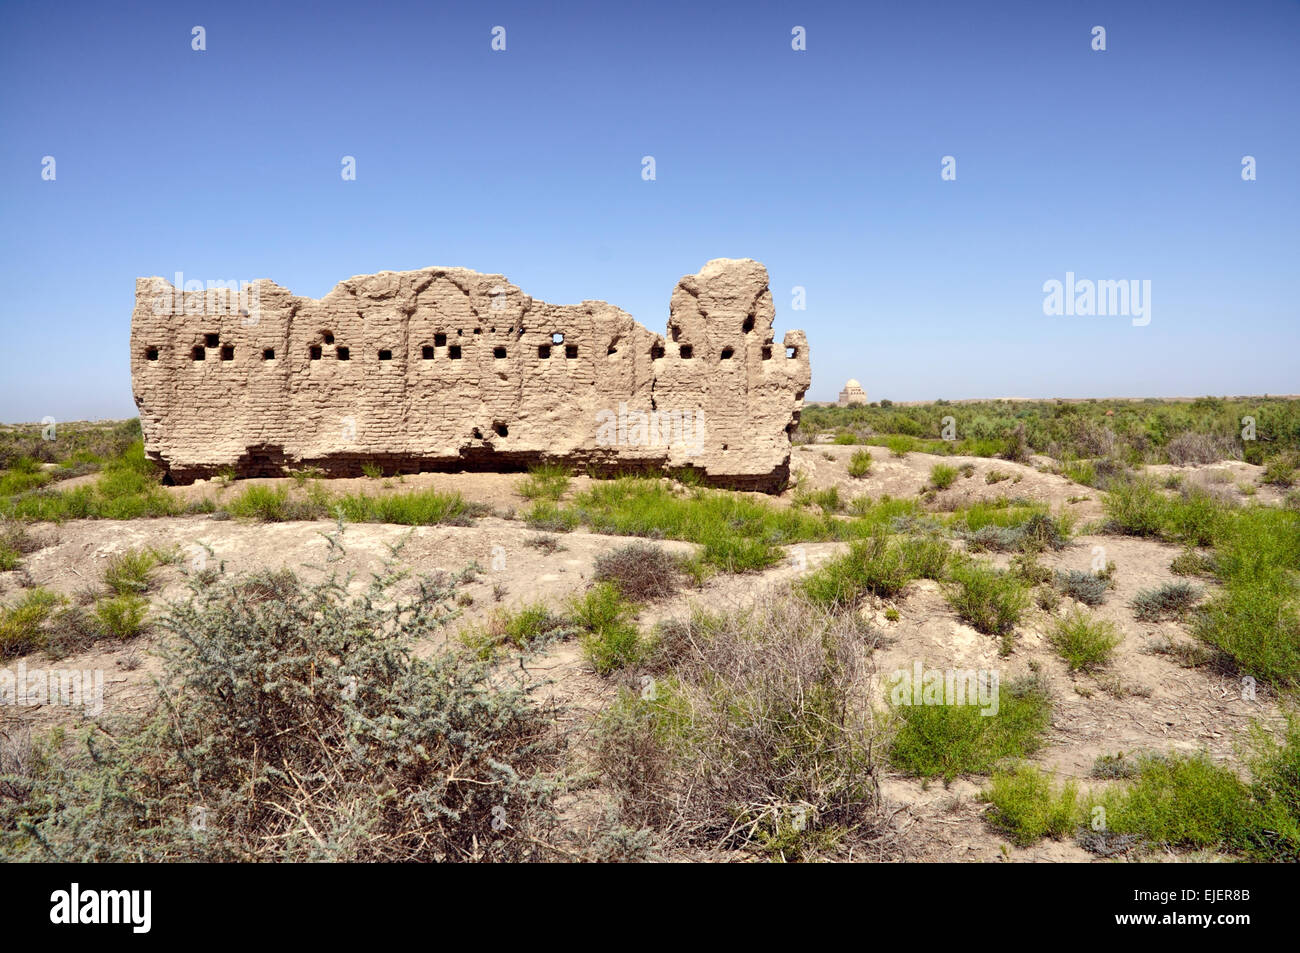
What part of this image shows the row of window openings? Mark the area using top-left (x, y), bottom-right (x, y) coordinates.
top-left (156, 334), bottom-right (796, 364)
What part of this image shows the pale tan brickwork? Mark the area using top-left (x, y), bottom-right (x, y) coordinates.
top-left (130, 258), bottom-right (809, 491)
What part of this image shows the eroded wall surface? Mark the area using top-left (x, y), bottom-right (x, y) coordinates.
top-left (130, 258), bottom-right (810, 490)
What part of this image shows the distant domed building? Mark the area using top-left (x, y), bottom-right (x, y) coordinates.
top-left (838, 379), bottom-right (867, 407)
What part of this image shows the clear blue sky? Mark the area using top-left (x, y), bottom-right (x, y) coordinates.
top-left (1, 0), bottom-right (1296, 422)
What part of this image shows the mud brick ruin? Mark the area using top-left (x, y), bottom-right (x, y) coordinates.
top-left (130, 258), bottom-right (810, 491)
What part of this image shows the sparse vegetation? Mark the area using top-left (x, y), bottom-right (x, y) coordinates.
top-left (516, 463), bottom-right (571, 502)
top-left (0, 568), bottom-right (562, 861)
top-left (336, 488), bottom-right (484, 527)
top-left (1049, 608), bottom-right (1121, 673)
top-left (592, 542), bottom-right (685, 601)
top-left (92, 594), bottom-right (149, 640)
top-left (793, 486), bottom-right (843, 515)
top-left (888, 674), bottom-right (1052, 782)
top-left (1262, 454), bottom-right (1297, 487)
top-left (103, 548), bottom-right (159, 596)
top-left (801, 529), bottom-right (948, 608)
top-left (885, 435), bottom-right (912, 458)
top-left (798, 397), bottom-right (1300, 469)
top-left (570, 583), bottom-right (642, 674)
top-left (996, 729), bottom-right (1300, 860)
top-left (1192, 505), bottom-right (1300, 688)
top-left (1170, 548), bottom-right (1216, 576)
top-left (462, 603), bottom-right (572, 658)
top-left (1054, 569), bottom-right (1111, 607)
top-left (847, 450), bottom-right (873, 478)
top-left (943, 559), bottom-right (1030, 638)
top-left (522, 500), bottom-right (580, 533)
top-left (1131, 581), bottom-right (1202, 622)
top-left (929, 464), bottom-right (957, 490)
top-left (0, 588), bottom-right (64, 658)
top-left (980, 764), bottom-right (1081, 845)
top-left (0, 522), bottom-right (40, 572)
top-left (595, 591), bottom-right (884, 860)
top-left (0, 439), bottom-right (177, 523)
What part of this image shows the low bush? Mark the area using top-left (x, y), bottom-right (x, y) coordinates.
top-left (930, 464), bottom-right (958, 490)
top-left (943, 559), bottom-right (1030, 637)
top-left (0, 568), bottom-right (561, 861)
top-left (592, 542), bottom-right (684, 601)
top-left (515, 464), bottom-right (571, 501)
top-left (522, 501), bottom-right (580, 533)
top-left (462, 603), bottom-right (573, 658)
top-left (1054, 569), bottom-right (1111, 606)
top-left (888, 674), bottom-right (1052, 782)
top-left (980, 764), bottom-right (1080, 845)
top-left (1131, 581), bottom-right (1202, 622)
top-left (92, 594), bottom-right (149, 640)
top-left (848, 450), bottom-right (873, 478)
top-left (0, 522), bottom-right (41, 572)
top-left (570, 583), bottom-right (642, 675)
top-left (0, 589), bottom-right (63, 659)
top-left (595, 592), bottom-right (884, 859)
top-left (336, 489), bottom-right (481, 526)
top-left (103, 549), bottom-right (158, 596)
top-left (1049, 608), bottom-right (1121, 673)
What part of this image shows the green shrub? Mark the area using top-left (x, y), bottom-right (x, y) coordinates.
top-left (0, 588), bottom-right (63, 658)
top-left (885, 435), bottom-right (913, 458)
top-left (1, 440), bottom-right (177, 523)
top-left (832, 431), bottom-right (859, 446)
top-left (898, 535), bottom-right (951, 581)
top-left (573, 478), bottom-right (843, 572)
top-left (1262, 454), bottom-right (1297, 487)
top-left (594, 593), bottom-right (882, 859)
top-left (847, 450), bottom-right (873, 478)
top-left (1063, 459), bottom-right (1097, 487)
top-left (462, 603), bottom-right (572, 658)
top-left (0, 522), bottom-right (39, 571)
top-left (515, 464), bottom-right (571, 501)
top-left (1054, 569), bottom-right (1110, 606)
top-left (0, 568), bottom-right (560, 861)
top-left (1049, 607), bottom-right (1121, 672)
top-left (1131, 581), bottom-right (1202, 622)
top-left (981, 764), bottom-right (1081, 845)
top-left (888, 675), bottom-right (1052, 781)
top-left (802, 529), bottom-right (914, 607)
top-left (522, 500), bottom-right (580, 533)
top-left (103, 549), bottom-right (158, 596)
top-left (1194, 506), bottom-right (1300, 688)
top-left (1170, 548), bottom-right (1216, 576)
top-left (1164, 487), bottom-right (1232, 547)
top-left (336, 489), bottom-right (479, 526)
top-left (1010, 553), bottom-right (1053, 586)
top-left (943, 559), bottom-right (1030, 637)
top-left (1087, 753), bottom-right (1260, 852)
top-left (227, 485), bottom-right (295, 521)
top-left (1103, 478), bottom-right (1167, 536)
top-left (93, 594), bottom-right (149, 640)
top-left (571, 583), bottom-right (642, 675)
top-left (793, 486), bottom-right (844, 514)
top-left (1246, 718), bottom-right (1300, 860)
top-left (930, 464), bottom-right (958, 490)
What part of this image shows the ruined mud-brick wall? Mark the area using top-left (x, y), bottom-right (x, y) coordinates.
top-left (130, 258), bottom-right (810, 491)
